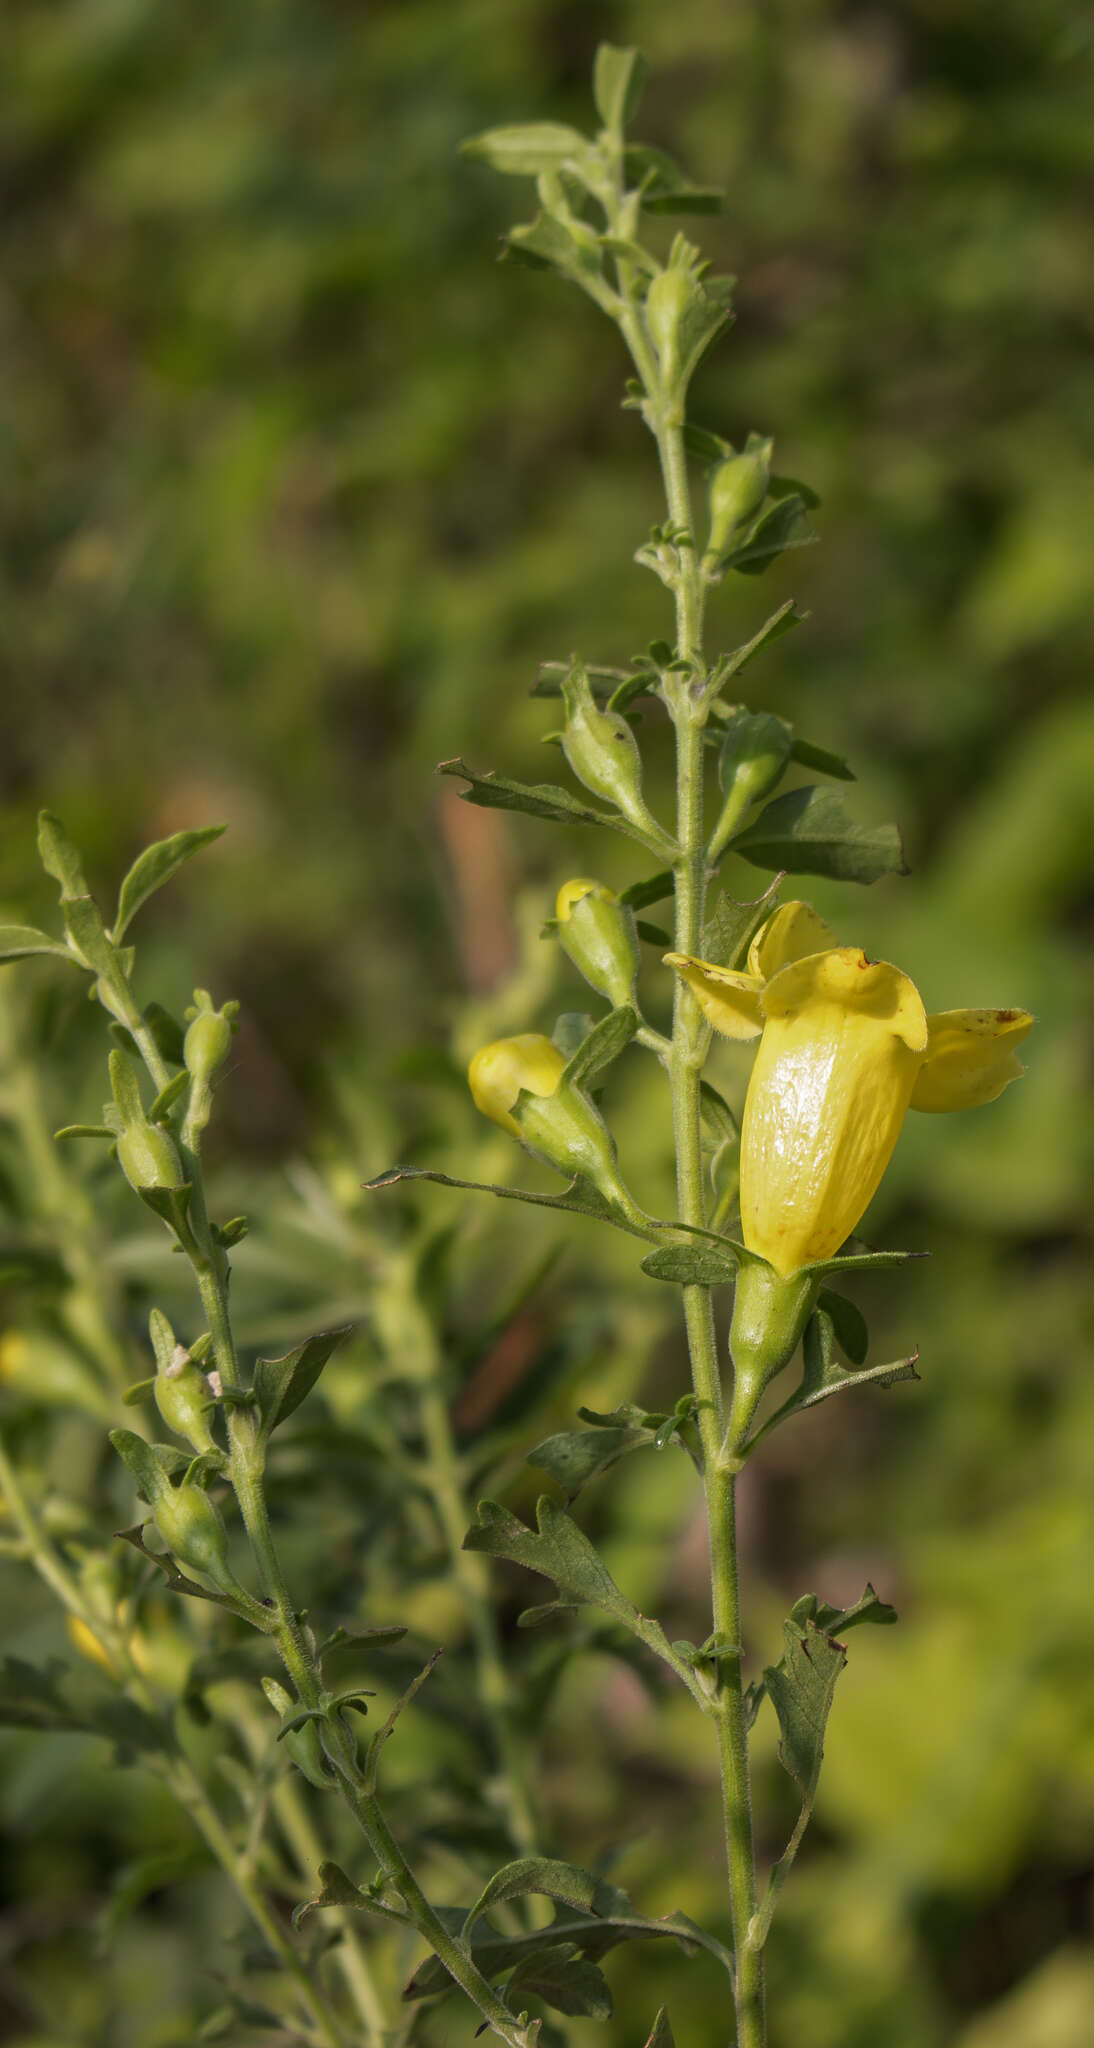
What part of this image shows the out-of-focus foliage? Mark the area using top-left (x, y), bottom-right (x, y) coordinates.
top-left (0, 2), bottom-right (1091, 2046)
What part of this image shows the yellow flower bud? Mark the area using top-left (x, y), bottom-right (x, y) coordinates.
top-left (468, 1034), bottom-right (566, 1136)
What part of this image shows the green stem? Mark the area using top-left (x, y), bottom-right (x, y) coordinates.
top-left (638, 346), bottom-right (765, 2040)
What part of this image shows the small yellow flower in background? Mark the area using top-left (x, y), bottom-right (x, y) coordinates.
top-left (468, 1034), bottom-right (566, 1135)
top-left (667, 905), bottom-right (1033, 1278)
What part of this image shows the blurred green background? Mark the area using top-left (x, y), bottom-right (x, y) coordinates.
top-left (2, 0), bottom-right (1092, 2044)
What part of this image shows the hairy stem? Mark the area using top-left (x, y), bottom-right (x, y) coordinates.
top-left (634, 328), bottom-right (765, 2042)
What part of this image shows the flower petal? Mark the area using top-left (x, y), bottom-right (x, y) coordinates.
top-left (664, 953), bottom-right (764, 1039)
top-left (910, 1008), bottom-right (1033, 1113)
top-left (740, 950), bottom-right (927, 1274)
top-left (761, 948), bottom-right (929, 1052)
top-left (746, 900), bottom-right (836, 981)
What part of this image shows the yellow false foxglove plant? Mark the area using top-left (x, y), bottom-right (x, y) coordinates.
top-left (421, 43), bottom-right (1035, 2048)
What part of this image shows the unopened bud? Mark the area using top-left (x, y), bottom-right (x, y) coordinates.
top-left (555, 879), bottom-right (639, 1007)
top-left (704, 444), bottom-right (771, 570)
top-left (116, 1121), bottom-right (184, 1197)
top-left (154, 1342), bottom-right (215, 1455)
top-left (560, 663), bottom-right (659, 840)
top-left (183, 991), bottom-right (238, 1089)
top-left (469, 1032), bottom-right (640, 1220)
top-left (645, 268), bottom-right (692, 380)
top-left (709, 709), bottom-right (793, 860)
top-left (151, 1481), bottom-right (238, 1595)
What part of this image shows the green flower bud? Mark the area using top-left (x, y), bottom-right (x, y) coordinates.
top-left (116, 1121), bottom-right (184, 1196)
top-left (183, 994), bottom-right (237, 1089)
top-left (560, 663), bottom-right (659, 840)
top-left (555, 878), bottom-right (639, 1008)
top-left (261, 1677), bottom-right (333, 1790)
top-left (154, 1342), bottom-right (215, 1455)
top-left (645, 267), bottom-right (692, 378)
top-left (709, 709), bottom-right (793, 860)
top-left (151, 1481), bottom-right (237, 1593)
top-left (725, 1260), bottom-right (819, 1456)
top-left (704, 443), bottom-right (772, 569)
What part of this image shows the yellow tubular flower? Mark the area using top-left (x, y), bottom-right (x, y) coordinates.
top-left (738, 949), bottom-right (1032, 1276)
top-left (468, 1035), bottom-right (566, 1135)
top-left (666, 903), bottom-right (1033, 1278)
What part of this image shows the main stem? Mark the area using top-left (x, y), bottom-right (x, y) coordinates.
top-left (642, 359), bottom-right (766, 2043)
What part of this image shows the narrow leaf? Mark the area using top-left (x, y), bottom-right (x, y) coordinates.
top-left (438, 758), bottom-right (610, 829)
top-left (731, 494), bottom-right (817, 574)
top-left (463, 1857), bottom-right (632, 1941)
top-left (37, 811), bottom-right (88, 900)
top-left (507, 1944), bottom-right (612, 2020)
top-left (0, 925), bottom-right (73, 964)
top-left (619, 870), bottom-right (674, 912)
top-left (113, 826), bottom-right (226, 942)
top-left (593, 45), bottom-right (646, 132)
top-left (713, 601), bottom-right (805, 684)
top-left (365, 1165), bottom-right (657, 1241)
top-left (561, 1005), bottom-right (637, 1088)
top-left (816, 1288), bottom-right (869, 1366)
top-left (732, 786), bottom-right (906, 884)
top-left (790, 735), bottom-right (855, 781)
top-left (644, 2012), bottom-right (676, 2048)
top-left (253, 1325), bottom-right (352, 1440)
top-left (640, 1244), bottom-right (739, 1286)
top-left (63, 896), bottom-right (116, 976)
top-left (461, 122), bottom-right (593, 177)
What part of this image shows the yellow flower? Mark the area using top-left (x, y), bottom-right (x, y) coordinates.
top-left (667, 906), bottom-right (1033, 1277)
top-left (468, 1034), bottom-right (567, 1135)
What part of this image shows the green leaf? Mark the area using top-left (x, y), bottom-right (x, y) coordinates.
top-left (463, 1857), bottom-right (632, 1942)
top-left (0, 924), bottom-right (73, 965)
top-left (438, 758), bottom-right (611, 830)
top-left (405, 1906), bottom-right (709, 2002)
top-left (527, 1418), bottom-right (652, 1501)
top-left (799, 1311), bottom-right (920, 1405)
top-left (54, 1123), bottom-right (116, 1142)
top-left (507, 1944), bottom-right (612, 2021)
top-left (731, 786), bottom-right (906, 884)
top-left (712, 601), bottom-right (806, 685)
top-left (683, 423), bottom-right (733, 465)
top-left (464, 1499), bottom-right (702, 1696)
top-left (365, 1165), bottom-right (657, 1242)
top-left (561, 1005), bottom-right (637, 1089)
top-left (252, 1325), bottom-right (352, 1441)
top-left (37, 811), bottom-right (88, 900)
top-left (758, 1612), bottom-right (846, 1925)
top-left (699, 885), bottom-right (778, 967)
top-left (731, 493), bottom-right (817, 574)
top-left (790, 735), bottom-right (855, 781)
top-left (293, 1860), bottom-right (379, 1929)
top-left (148, 1072), bottom-right (189, 1122)
top-left (769, 471), bottom-right (821, 511)
top-left (792, 1584), bottom-right (898, 1635)
top-left (626, 145), bottom-right (723, 214)
top-left (698, 1080), bottom-right (737, 1150)
top-left (113, 827), bottom-right (226, 942)
top-left (505, 213), bottom-right (603, 285)
top-left (816, 1288), bottom-right (868, 1366)
top-left (62, 895), bottom-right (116, 976)
top-left (109, 1426), bottom-right (171, 1503)
top-left (619, 870), bottom-right (674, 912)
top-left (593, 45), bottom-right (646, 132)
top-left (644, 2011), bottom-right (676, 2048)
top-left (640, 1244), bottom-right (739, 1286)
top-left (804, 1244), bottom-right (926, 1275)
top-left (461, 123), bottom-right (594, 178)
